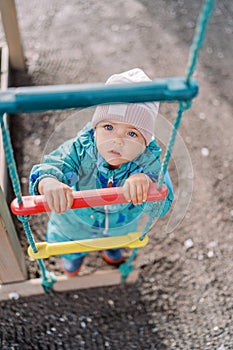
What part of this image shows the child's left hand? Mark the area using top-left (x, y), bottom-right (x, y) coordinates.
top-left (123, 173), bottom-right (152, 205)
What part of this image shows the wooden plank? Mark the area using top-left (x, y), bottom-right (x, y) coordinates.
top-left (0, 0), bottom-right (25, 70)
top-left (0, 42), bottom-right (27, 284)
top-left (0, 186), bottom-right (27, 284)
top-left (0, 43), bottom-right (9, 193)
top-left (0, 269), bottom-right (140, 301)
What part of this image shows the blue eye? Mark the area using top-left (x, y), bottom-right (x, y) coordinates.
top-left (128, 131), bottom-right (137, 138)
top-left (104, 124), bottom-right (113, 131)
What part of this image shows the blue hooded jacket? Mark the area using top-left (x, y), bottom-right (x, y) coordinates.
top-left (29, 123), bottom-right (173, 257)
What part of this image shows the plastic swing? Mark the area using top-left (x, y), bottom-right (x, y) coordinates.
top-left (0, 0), bottom-right (215, 291)
top-left (11, 183), bottom-right (168, 258)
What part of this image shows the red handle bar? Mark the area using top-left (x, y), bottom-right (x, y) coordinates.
top-left (11, 183), bottom-right (168, 216)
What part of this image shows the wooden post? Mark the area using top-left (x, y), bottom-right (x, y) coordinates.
top-left (0, 43), bottom-right (27, 284)
top-left (0, 44), bottom-right (8, 193)
top-left (0, 0), bottom-right (25, 71)
top-left (0, 186), bottom-right (27, 283)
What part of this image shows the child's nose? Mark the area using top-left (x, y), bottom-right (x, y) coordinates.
top-left (113, 130), bottom-right (124, 142)
top-left (113, 136), bottom-right (123, 144)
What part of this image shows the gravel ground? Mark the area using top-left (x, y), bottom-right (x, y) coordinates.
top-left (0, 0), bottom-right (233, 349)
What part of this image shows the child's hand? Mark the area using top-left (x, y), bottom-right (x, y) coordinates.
top-left (38, 178), bottom-right (74, 214)
top-left (123, 173), bottom-right (152, 205)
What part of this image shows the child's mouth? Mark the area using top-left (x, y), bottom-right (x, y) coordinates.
top-left (109, 150), bottom-right (121, 157)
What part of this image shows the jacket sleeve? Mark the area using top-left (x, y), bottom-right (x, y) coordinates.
top-left (29, 137), bottom-right (84, 195)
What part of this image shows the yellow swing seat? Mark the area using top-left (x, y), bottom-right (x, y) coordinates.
top-left (28, 232), bottom-right (149, 259)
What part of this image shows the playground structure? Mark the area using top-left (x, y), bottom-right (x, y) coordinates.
top-left (0, 0), bottom-right (27, 288)
top-left (0, 0), bottom-right (215, 299)
top-left (0, 0), bottom-right (25, 71)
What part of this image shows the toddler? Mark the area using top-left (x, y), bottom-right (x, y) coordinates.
top-left (29, 68), bottom-right (174, 276)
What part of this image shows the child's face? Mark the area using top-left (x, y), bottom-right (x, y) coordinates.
top-left (94, 120), bottom-right (146, 168)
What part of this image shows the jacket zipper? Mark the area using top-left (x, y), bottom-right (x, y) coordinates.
top-left (103, 175), bottom-right (114, 235)
top-left (107, 175), bottom-right (114, 188)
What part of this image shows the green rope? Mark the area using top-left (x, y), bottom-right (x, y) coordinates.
top-left (157, 100), bottom-right (191, 189)
top-left (158, 0), bottom-right (215, 188)
top-left (0, 114), bottom-right (56, 292)
top-left (17, 215), bottom-right (38, 252)
top-left (119, 248), bottom-right (138, 284)
top-left (0, 116), bottom-right (22, 204)
top-left (38, 261), bottom-right (56, 293)
top-left (119, 0), bottom-right (215, 282)
top-left (185, 0), bottom-right (215, 83)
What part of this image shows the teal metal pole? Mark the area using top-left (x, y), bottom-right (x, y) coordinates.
top-left (0, 77), bottom-right (198, 114)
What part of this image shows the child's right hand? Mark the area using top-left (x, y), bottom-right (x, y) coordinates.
top-left (38, 178), bottom-right (74, 214)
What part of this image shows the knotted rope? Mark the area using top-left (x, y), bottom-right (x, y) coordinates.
top-left (119, 0), bottom-right (215, 282)
top-left (0, 115), bottom-right (56, 292)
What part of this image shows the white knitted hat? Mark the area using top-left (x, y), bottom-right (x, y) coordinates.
top-left (92, 68), bottom-right (159, 145)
